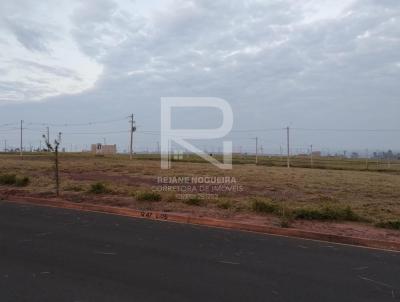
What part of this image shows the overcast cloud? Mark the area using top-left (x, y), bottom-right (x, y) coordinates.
top-left (0, 0), bottom-right (399, 153)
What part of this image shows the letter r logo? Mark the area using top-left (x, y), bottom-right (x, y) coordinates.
top-left (161, 97), bottom-right (233, 169)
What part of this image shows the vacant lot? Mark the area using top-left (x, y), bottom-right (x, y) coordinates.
top-left (1, 152), bottom-right (400, 225)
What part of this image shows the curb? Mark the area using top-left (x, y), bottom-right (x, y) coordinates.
top-left (2, 195), bottom-right (400, 252)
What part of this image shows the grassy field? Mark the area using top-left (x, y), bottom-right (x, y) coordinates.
top-left (115, 153), bottom-right (400, 172)
top-left (0, 153), bottom-right (400, 229)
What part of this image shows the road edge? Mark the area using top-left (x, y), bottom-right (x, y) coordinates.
top-left (2, 195), bottom-right (400, 252)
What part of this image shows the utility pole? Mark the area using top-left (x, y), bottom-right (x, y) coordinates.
top-left (129, 114), bottom-right (136, 160)
top-left (286, 126), bottom-right (290, 168)
top-left (46, 126), bottom-right (50, 152)
top-left (255, 137), bottom-right (258, 165)
top-left (20, 120), bottom-right (23, 159)
top-left (365, 148), bottom-right (369, 170)
top-left (55, 132), bottom-right (62, 196)
top-left (310, 144), bottom-right (314, 168)
top-left (4, 139), bottom-right (6, 152)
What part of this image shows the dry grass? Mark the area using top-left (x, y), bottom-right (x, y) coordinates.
top-left (1, 153), bottom-right (400, 224)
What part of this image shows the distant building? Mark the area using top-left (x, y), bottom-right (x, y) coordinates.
top-left (311, 151), bottom-right (321, 157)
top-left (91, 143), bottom-right (117, 155)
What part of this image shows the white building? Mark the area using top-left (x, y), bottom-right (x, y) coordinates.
top-left (91, 144), bottom-right (117, 155)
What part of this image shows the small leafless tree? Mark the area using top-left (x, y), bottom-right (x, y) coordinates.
top-left (43, 132), bottom-right (62, 197)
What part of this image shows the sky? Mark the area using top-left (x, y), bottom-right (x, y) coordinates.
top-left (0, 0), bottom-right (399, 154)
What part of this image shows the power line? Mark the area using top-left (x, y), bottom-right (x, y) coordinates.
top-left (0, 122), bottom-right (19, 128)
top-left (0, 129), bottom-right (20, 133)
top-left (136, 127), bottom-right (400, 133)
top-left (3, 119), bottom-right (400, 133)
top-left (25, 116), bottom-right (127, 127)
top-left (292, 128), bottom-right (400, 132)
top-left (62, 130), bottom-right (129, 135)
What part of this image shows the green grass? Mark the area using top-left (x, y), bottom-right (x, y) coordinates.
top-left (136, 191), bottom-right (162, 202)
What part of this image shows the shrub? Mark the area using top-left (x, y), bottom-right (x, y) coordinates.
top-left (136, 191), bottom-right (162, 202)
top-left (280, 216), bottom-right (292, 228)
top-left (251, 200), bottom-right (280, 214)
top-left (89, 182), bottom-right (109, 194)
top-left (15, 176), bottom-right (30, 187)
top-left (0, 174), bottom-right (30, 187)
top-left (376, 220), bottom-right (400, 230)
top-left (184, 196), bottom-right (202, 206)
top-left (64, 184), bottom-right (84, 192)
top-left (0, 174), bottom-right (17, 185)
top-left (217, 200), bottom-right (232, 209)
top-left (293, 205), bottom-right (359, 221)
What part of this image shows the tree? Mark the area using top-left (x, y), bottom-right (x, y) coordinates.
top-left (43, 132), bottom-right (62, 197)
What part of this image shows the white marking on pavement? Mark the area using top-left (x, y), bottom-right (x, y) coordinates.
top-left (93, 251), bottom-right (117, 255)
top-left (219, 261), bottom-right (240, 265)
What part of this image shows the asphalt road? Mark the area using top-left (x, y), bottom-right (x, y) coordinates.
top-left (0, 201), bottom-right (399, 302)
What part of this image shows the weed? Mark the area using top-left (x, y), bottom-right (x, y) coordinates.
top-left (251, 200), bottom-right (280, 214)
top-left (184, 196), bottom-right (202, 206)
top-left (217, 200), bottom-right (232, 209)
top-left (376, 220), bottom-right (400, 230)
top-left (0, 174), bottom-right (30, 187)
top-left (0, 174), bottom-right (17, 185)
top-left (64, 184), bottom-right (84, 192)
top-left (15, 176), bottom-right (30, 187)
top-left (280, 216), bottom-right (291, 228)
top-left (136, 191), bottom-right (162, 202)
top-left (293, 205), bottom-right (360, 221)
top-left (89, 182), bottom-right (109, 194)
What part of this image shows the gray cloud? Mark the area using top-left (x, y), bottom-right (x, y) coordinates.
top-left (15, 60), bottom-right (81, 80)
top-left (83, 0), bottom-right (399, 108)
top-left (1, 0), bottom-right (400, 152)
top-left (4, 18), bottom-right (55, 52)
